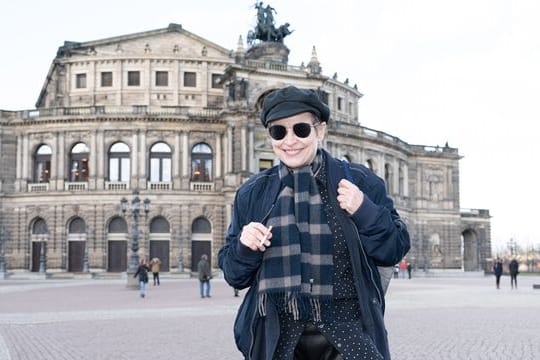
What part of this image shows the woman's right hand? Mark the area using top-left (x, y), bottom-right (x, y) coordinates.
top-left (240, 222), bottom-right (273, 252)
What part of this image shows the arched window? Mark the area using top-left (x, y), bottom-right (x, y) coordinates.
top-left (192, 217), bottom-right (211, 233)
top-left (384, 163), bottom-right (392, 194)
top-left (191, 143), bottom-right (213, 182)
top-left (33, 144), bottom-right (52, 183)
top-left (365, 159), bottom-right (374, 171)
top-left (108, 142), bottom-right (130, 182)
top-left (68, 217), bottom-right (86, 233)
top-left (150, 216), bottom-right (170, 233)
top-left (32, 218), bottom-right (48, 234)
top-left (108, 217), bottom-right (128, 233)
top-left (399, 166), bottom-right (405, 196)
top-left (69, 142), bottom-right (90, 182)
top-left (149, 142), bottom-right (171, 182)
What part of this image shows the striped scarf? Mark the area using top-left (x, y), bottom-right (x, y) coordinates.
top-left (258, 152), bottom-right (333, 321)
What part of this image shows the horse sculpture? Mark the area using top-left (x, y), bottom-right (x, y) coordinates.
top-left (247, 2), bottom-right (293, 45)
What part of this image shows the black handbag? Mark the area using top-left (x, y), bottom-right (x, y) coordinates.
top-left (294, 323), bottom-right (342, 360)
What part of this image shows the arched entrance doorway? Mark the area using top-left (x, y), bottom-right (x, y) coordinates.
top-left (462, 229), bottom-right (479, 271)
top-left (107, 216), bottom-right (128, 272)
top-left (149, 216), bottom-right (170, 272)
top-left (30, 218), bottom-right (48, 272)
top-left (191, 217), bottom-right (212, 271)
top-left (67, 217), bottom-right (86, 272)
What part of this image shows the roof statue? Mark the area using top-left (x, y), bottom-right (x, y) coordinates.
top-left (247, 2), bottom-right (293, 45)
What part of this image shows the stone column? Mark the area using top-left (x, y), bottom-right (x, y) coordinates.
top-left (182, 131), bottom-right (189, 189)
top-left (57, 132), bottom-right (65, 190)
top-left (215, 132), bottom-right (222, 178)
top-left (226, 126), bottom-right (233, 174)
top-left (96, 129), bottom-right (105, 189)
top-left (21, 134), bottom-right (29, 180)
top-left (89, 130), bottom-right (97, 189)
top-left (15, 134), bottom-right (22, 191)
top-left (247, 122), bottom-right (254, 173)
top-left (131, 131), bottom-right (138, 190)
top-left (241, 124), bottom-right (247, 172)
top-left (139, 130), bottom-right (147, 189)
top-left (173, 132), bottom-right (181, 189)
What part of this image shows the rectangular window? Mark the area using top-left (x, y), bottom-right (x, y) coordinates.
top-left (109, 158), bottom-right (119, 182)
top-left (259, 159), bottom-right (274, 172)
top-left (155, 71), bottom-right (168, 86)
top-left (184, 72), bottom-right (196, 87)
top-left (162, 158), bottom-right (171, 181)
top-left (76, 74), bottom-right (87, 89)
top-left (337, 97), bottom-right (343, 111)
top-left (211, 74), bottom-right (222, 89)
top-left (150, 158), bottom-right (160, 182)
top-left (101, 72), bottom-right (113, 87)
top-left (120, 159), bottom-right (130, 182)
top-left (128, 71), bottom-right (140, 86)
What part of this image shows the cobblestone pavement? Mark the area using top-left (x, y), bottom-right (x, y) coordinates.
top-left (0, 274), bottom-right (539, 359)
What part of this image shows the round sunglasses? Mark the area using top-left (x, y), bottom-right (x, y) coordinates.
top-left (268, 123), bottom-right (319, 140)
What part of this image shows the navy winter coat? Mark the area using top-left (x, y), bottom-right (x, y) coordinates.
top-left (218, 150), bottom-right (410, 359)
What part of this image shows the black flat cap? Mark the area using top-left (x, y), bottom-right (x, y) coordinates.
top-left (260, 86), bottom-right (330, 127)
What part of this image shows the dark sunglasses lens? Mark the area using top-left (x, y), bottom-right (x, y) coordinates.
top-left (293, 123), bottom-right (312, 138)
top-left (269, 123), bottom-right (313, 140)
top-left (269, 125), bottom-right (287, 140)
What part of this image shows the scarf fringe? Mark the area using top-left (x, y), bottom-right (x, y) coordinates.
top-left (258, 291), bottom-right (331, 322)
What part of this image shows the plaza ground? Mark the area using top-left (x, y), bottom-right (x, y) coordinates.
top-left (1, 274), bottom-right (539, 359)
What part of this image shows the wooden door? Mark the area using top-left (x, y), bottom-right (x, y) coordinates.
top-left (149, 240), bottom-right (170, 272)
top-left (108, 240), bottom-right (127, 272)
top-left (68, 241), bottom-right (85, 272)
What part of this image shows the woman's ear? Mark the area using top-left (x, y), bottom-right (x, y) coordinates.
top-left (316, 122), bottom-right (327, 141)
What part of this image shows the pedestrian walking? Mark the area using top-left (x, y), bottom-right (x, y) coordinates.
top-left (399, 259), bottom-right (408, 279)
top-left (493, 258), bottom-right (503, 289)
top-left (509, 258), bottom-right (519, 289)
top-left (407, 262), bottom-right (412, 279)
top-left (218, 86), bottom-right (410, 360)
top-left (197, 254), bottom-right (212, 298)
top-left (149, 257), bottom-right (162, 286)
top-left (133, 259), bottom-right (150, 298)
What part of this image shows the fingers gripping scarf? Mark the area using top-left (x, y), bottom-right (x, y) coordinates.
top-left (258, 153), bottom-right (333, 321)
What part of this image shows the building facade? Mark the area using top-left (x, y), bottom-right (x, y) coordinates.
top-left (0, 22), bottom-right (491, 277)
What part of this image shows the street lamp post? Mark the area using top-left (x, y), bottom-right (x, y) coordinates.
top-left (507, 238), bottom-right (516, 257)
top-left (121, 190), bottom-right (150, 288)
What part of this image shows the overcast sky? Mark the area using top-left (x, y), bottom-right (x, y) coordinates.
top-left (1, 0), bottom-right (539, 252)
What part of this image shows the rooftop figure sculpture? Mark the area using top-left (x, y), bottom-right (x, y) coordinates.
top-left (247, 2), bottom-right (293, 45)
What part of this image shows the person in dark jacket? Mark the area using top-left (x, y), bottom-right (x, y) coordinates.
top-left (197, 254), bottom-right (212, 298)
top-left (493, 257), bottom-right (503, 289)
top-left (218, 86), bottom-right (410, 360)
top-left (133, 258), bottom-right (150, 298)
top-left (509, 257), bottom-right (519, 289)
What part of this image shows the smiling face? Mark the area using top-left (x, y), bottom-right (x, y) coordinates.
top-left (269, 112), bottom-right (326, 169)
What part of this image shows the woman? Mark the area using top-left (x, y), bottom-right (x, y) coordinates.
top-left (493, 257), bottom-right (503, 289)
top-left (133, 258), bottom-right (150, 298)
top-left (218, 86), bottom-right (410, 359)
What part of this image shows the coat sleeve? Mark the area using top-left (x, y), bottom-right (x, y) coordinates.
top-left (218, 188), bottom-right (264, 290)
top-left (350, 170), bottom-right (410, 266)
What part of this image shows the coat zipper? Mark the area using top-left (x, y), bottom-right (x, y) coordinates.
top-left (350, 218), bottom-right (383, 305)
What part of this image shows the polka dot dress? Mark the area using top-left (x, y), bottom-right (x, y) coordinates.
top-left (272, 161), bottom-right (383, 360)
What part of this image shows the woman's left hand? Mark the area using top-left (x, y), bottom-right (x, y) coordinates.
top-left (337, 179), bottom-right (364, 215)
